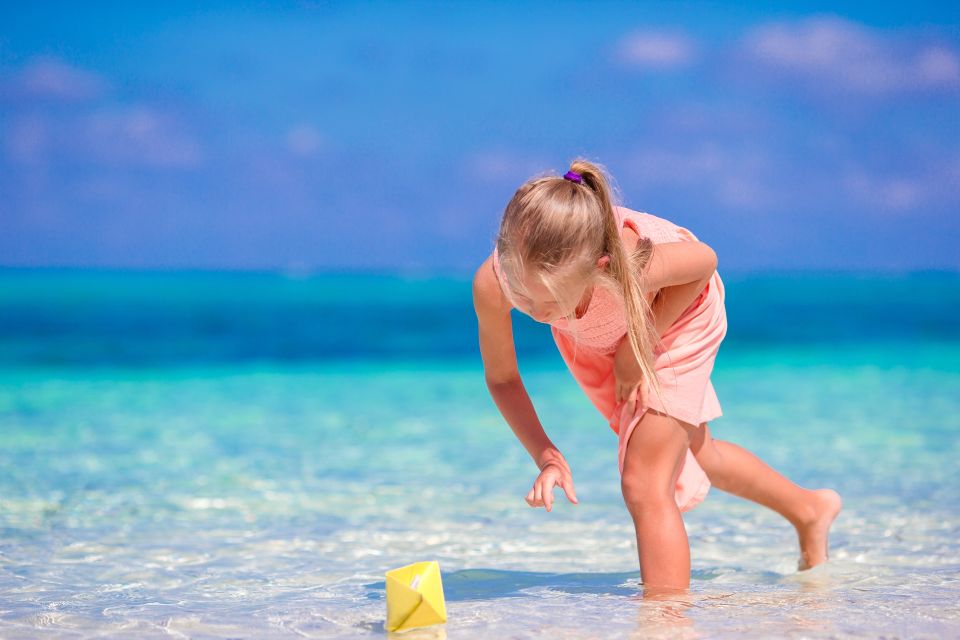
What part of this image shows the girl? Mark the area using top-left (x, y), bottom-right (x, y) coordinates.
top-left (472, 158), bottom-right (842, 592)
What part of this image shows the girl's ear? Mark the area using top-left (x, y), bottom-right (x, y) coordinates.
top-left (596, 254), bottom-right (611, 270)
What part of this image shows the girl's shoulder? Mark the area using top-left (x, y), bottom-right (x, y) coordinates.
top-left (474, 250), bottom-right (513, 312)
top-left (614, 205), bottom-right (699, 244)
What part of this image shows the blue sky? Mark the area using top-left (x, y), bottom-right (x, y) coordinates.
top-left (1, 2), bottom-right (958, 273)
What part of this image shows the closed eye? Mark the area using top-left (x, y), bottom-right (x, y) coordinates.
top-left (514, 294), bottom-right (556, 306)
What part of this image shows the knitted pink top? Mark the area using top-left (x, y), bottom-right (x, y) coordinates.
top-left (490, 205), bottom-right (703, 354)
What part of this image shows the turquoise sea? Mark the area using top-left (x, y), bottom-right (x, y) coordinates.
top-left (1, 269), bottom-right (958, 638)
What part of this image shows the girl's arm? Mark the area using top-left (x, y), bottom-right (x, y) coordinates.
top-left (615, 241), bottom-right (718, 359)
top-left (642, 241), bottom-right (718, 292)
top-left (641, 240), bottom-right (718, 334)
top-left (473, 257), bottom-right (569, 472)
top-left (486, 379), bottom-right (568, 471)
top-left (650, 273), bottom-right (714, 336)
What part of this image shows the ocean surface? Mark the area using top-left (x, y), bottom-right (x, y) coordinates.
top-left (1, 268), bottom-right (958, 639)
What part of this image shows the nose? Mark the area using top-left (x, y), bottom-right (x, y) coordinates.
top-left (530, 308), bottom-right (553, 323)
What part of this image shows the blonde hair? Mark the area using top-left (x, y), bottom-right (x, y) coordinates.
top-left (495, 157), bottom-right (670, 415)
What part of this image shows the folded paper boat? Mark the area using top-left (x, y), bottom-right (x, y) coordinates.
top-left (384, 560), bottom-right (447, 632)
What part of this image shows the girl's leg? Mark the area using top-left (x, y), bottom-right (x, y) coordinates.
top-left (620, 408), bottom-right (694, 591)
top-left (686, 422), bottom-right (842, 570)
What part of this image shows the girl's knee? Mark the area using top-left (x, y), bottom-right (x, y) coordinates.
top-left (619, 410), bottom-right (690, 515)
top-left (621, 469), bottom-right (675, 515)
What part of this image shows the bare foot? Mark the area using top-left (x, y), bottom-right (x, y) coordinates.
top-left (796, 488), bottom-right (842, 571)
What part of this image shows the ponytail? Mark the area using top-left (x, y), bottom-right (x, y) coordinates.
top-left (567, 158), bottom-right (670, 418)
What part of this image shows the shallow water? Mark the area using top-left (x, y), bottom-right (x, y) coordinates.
top-left (1, 272), bottom-right (959, 638)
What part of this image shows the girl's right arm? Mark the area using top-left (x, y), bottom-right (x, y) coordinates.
top-left (472, 256), bottom-right (572, 475)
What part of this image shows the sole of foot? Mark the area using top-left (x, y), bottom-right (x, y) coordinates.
top-left (797, 488), bottom-right (843, 571)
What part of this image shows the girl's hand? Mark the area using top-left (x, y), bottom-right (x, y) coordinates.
top-left (525, 461), bottom-right (578, 512)
top-left (614, 337), bottom-right (649, 417)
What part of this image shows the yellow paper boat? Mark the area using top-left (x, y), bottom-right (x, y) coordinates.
top-left (384, 560), bottom-right (447, 632)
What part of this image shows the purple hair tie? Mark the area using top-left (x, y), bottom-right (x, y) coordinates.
top-left (563, 170), bottom-right (582, 184)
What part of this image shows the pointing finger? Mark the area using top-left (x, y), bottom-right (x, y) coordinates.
top-left (561, 479), bottom-right (579, 504)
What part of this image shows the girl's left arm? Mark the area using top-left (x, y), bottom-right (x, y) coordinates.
top-left (620, 241), bottom-right (718, 344)
top-left (642, 241), bottom-right (717, 334)
top-left (649, 273), bottom-right (714, 336)
top-left (613, 240), bottom-right (718, 408)
top-left (642, 241), bottom-right (718, 292)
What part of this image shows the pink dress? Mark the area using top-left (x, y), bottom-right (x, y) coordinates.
top-left (490, 205), bottom-right (728, 511)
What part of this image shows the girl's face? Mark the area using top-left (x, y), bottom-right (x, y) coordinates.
top-left (507, 256), bottom-right (609, 324)
top-left (510, 277), bottom-right (584, 324)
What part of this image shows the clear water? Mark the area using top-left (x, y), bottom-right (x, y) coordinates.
top-left (1, 270), bottom-right (959, 638)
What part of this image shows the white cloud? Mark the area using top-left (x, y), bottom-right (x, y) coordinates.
top-left (5, 107), bottom-right (204, 169)
top-left (5, 114), bottom-right (48, 165)
top-left (622, 143), bottom-right (775, 210)
top-left (843, 172), bottom-right (922, 211)
top-left (285, 123), bottom-right (325, 157)
top-left (1, 56), bottom-right (108, 102)
top-left (841, 160), bottom-right (960, 214)
top-left (612, 31), bottom-right (697, 69)
top-left (915, 46), bottom-right (960, 85)
top-left (2, 57), bottom-right (203, 170)
top-left (462, 149), bottom-right (553, 183)
top-left (84, 107), bottom-right (203, 169)
top-left (742, 15), bottom-right (960, 94)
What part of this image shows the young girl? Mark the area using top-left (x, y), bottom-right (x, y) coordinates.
top-left (472, 158), bottom-right (842, 592)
